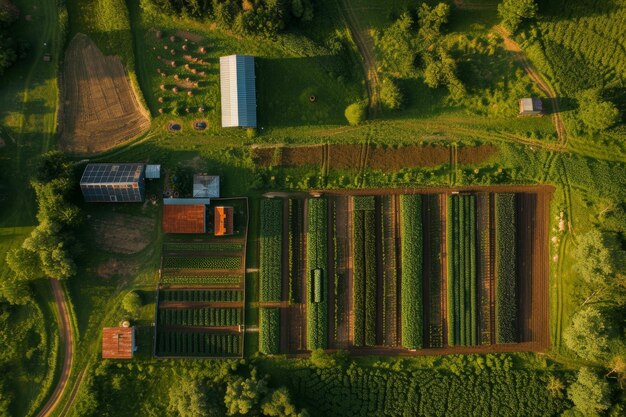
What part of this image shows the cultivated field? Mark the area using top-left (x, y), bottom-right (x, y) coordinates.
top-left (154, 198), bottom-right (248, 358)
top-left (58, 34), bottom-right (150, 154)
top-left (257, 186), bottom-right (552, 355)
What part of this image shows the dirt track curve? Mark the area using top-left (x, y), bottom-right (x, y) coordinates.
top-left (494, 25), bottom-right (568, 145)
top-left (339, 0), bottom-right (381, 118)
top-left (36, 280), bottom-right (74, 417)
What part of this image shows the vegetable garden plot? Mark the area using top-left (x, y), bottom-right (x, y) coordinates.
top-left (495, 193), bottom-right (517, 344)
top-left (162, 256), bottom-right (242, 270)
top-left (259, 308), bottom-right (280, 354)
top-left (158, 307), bottom-right (242, 327)
top-left (422, 194), bottom-right (444, 348)
top-left (400, 194), bottom-right (423, 349)
top-left (156, 331), bottom-right (241, 357)
top-left (306, 198), bottom-right (328, 350)
top-left (260, 198), bottom-right (283, 302)
top-left (160, 274), bottom-right (241, 286)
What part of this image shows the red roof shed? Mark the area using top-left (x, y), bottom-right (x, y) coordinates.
top-left (102, 327), bottom-right (135, 359)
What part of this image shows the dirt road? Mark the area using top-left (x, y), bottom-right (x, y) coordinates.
top-left (339, 0), bottom-right (381, 117)
top-left (494, 25), bottom-right (568, 145)
top-left (36, 280), bottom-right (74, 417)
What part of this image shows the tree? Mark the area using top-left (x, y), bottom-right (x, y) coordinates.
top-left (380, 78), bottom-right (405, 110)
top-left (224, 370), bottom-right (268, 415)
top-left (574, 230), bottom-right (621, 289)
top-left (168, 380), bottom-right (208, 417)
top-left (417, 2), bottom-right (450, 46)
top-left (563, 307), bottom-right (610, 361)
top-left (606, 355), bottom-right (626, 388)
top-left (261, 387), bottom-right (309, 417)
top-left (578, 89), bottom-right (620, 131)
top-left (5, 247), bottom-right (42, 281)
top-left (568, 367), bottom-right (613, 417)
top-left (547, 375), bottom-right (565, 398)
top-left (344, 102), bottom-right (367, 126)
top-left (497, 0), bottom-right (538, 33)
top-left (35, 151), bottom-right (71, 182)
top-left (122, 291), bottom-right (142, 318)
top-left (378, 12), bottom-right (416, 76)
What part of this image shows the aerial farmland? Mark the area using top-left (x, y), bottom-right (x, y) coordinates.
top-left (0, 1), bottom-right (624, 417)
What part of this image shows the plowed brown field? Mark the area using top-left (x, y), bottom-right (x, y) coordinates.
top-left (59, 34), bottom-right (150, 154)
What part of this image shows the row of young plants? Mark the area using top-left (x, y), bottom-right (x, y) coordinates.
top-left (159, 289), bottom-right (243, 302)
top-left (400, 194), bottom-right (423, 349)
top-left (158, 308), bottom-right (242, 327)
top-left (156, 331), bottom-right (241, 356)
top-left (288, 199), bottom-right (303, 303)
top-left (260, 198), bottom-right (283, 302)
top-left (352, 196), bottom-right (378, 347)
top-left (306, 197), bottom-right (328, 350)
top-left (446, 194), bottom-right (478, 347)
top-left (160, 274), bottom-right (241, 286)
top-left (494, 193), bottom-right (517, 344)
top-left (163, 256), bottom-right (242, 270)
top-left (424, 195), bottom-right (444, 348)
top-left (163, 242), bottom-right (244, 252)
top-left (259, 307), bottom-right (280, 355)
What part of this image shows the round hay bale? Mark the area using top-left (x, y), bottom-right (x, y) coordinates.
top-left (157, 55), bottom-right (161, 59)
top-left (185, 107), bottom-right (191, 113)
top-left (187, 91), bottom-right (193, 97)
top-left (174, 74), bottom-right (179, 80)
top-left (158, 108), bottom-right (164, 114)
top-left (159, 84), bottom-right (165, 90)
top-left (199, 46), bottom-right (206, 53)
top-left (158, 97), bottom-right (164, 103)
top-left (156, 30), bottom-right (163, 39)
top-left (169, 35), bottom-right (176, 42)
top-left (156, 68), bottom-right (161, 73)
top-left (199, 71), bottom-right (205, 76)
top-left (172, 87), bottom-right (179, 93)
top-left (170, 61), bottom-right (176, 67)
top-left (185, 77), bottom-right (190, 82)
top-left (198, 106), bottom-right (205, 113)
top-left (161, 72), bottom-right (166, 77)
top-left (184, 64), bottom-right (190, 69)
top-left (163, 45), bottom-right (168, 50)
top-left (190, 68), bottom-right (197, 74)
top-left (184, 38), bottom-right (189, 42)
top-left (182, 44), bottom-right (188, 51)
top-left (170, 49), bottom-right (176, 55)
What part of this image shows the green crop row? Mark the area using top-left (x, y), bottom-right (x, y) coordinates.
top-left (158, 308), bottom-right (242, 327)
top-left (260, 198), bottom-right (283, 302)
top-left (156, 331), bottom-right (240, 356)
top-left (160, 289), bottom-right (242, 303)
top-left (400, 194), bottom-right (423, 349)
top-left (306, 198), bottom-right (328, 350)
top-left (352, 209), bottom-right (365, 346)
top-left (495, 193), bottom-right (517, 344)
top-left (163, 242), bottom-right (244, 252)
top-left (162, 256), bottom-right (242, 270)
top-left (259, 307), bottom-right (280, 355)
top-left (446, 194), bottom-right (478, 347)
top-left (160, 274), bottom-right (241, 286)
top-left (353, 195), bottom-right (375, 211)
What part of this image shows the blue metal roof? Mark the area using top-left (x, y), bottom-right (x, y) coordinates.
top-left (220, 55), bottom-right (257, 128)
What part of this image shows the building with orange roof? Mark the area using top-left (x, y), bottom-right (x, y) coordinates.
top-left (102, 327), bottom-right (135, 359)
top-left (162, 200), bottom-right (208, 234)
top-left (214, 206), bottom-right (234, 236)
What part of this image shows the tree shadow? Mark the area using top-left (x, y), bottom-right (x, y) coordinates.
top-left (538, 0), bottom-right (619, 20)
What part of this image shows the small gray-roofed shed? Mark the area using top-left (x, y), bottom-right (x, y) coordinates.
top-left (220, 55), bottom-right (257, 128)
top-left (145, 164), bottom-right (161, 179)
top-left (193, 175), bottom-right (220, 198)
top-left (519, 97), bottom-right (543, 115)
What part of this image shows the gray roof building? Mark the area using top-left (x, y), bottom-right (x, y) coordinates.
top-left (193, 175), bottom-right (220, 198)
top-left (519, 98), bottom-right (543, 115)
top-left (80, 163), bottom-right (145, 202)
top-left (220, 55), bottom-right (257, 128)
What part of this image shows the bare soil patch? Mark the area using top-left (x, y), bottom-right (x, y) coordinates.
top-left (91, 212), bottom-right (155, 254)
top-left (96, 258), bottom-right (139, 279)
top-left (59, 34), bottom-right (150, 154)
top-left (252, 143), bottom-right (497, 172)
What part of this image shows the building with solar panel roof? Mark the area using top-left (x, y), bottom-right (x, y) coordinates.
top-left (80, 163), bottom-right (146, 202)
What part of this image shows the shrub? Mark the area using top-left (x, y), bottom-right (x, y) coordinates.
top-left (122, 291), bottom-right (142, 317)
top-left (344, 102), bottom-right (367, 126)
top-left (400, 194), bottom-right (422, 349)
top-left (380, 78), bottom-right (405, 110)
top-left (497, 0), bottom-right (538, 33)
top-left (568, 368), bottom-right (613, 417)
top-left (578, 89), bottom-right (620, 131)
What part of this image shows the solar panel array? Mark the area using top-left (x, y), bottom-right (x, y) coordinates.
top-left (80, 163), bottom-right (145, 202)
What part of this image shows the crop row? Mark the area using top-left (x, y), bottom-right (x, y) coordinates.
top-left (160, 274), bottom-right (241, 286)
top-left (446, 194), bottom-right (478, 347)
top-left (259, 307), bottom-right (280, 354)
top-left (352, 201), bottom-right (378, 347)
top-left (162, 256), bottom-right (241, 270)
top-left (156, 331), bottom-right (240, 356)
top-left (260, 198), bottom-right (283, 302)
top-left (306, 198), bottom-right (328, 350)
top-left (288, 199), bottom-right (303, 303)
top-left (158, 308), bottom-right (242, 327)
top-left (163, 242), bottom-right (244, 252)
top-left (495, 193), bottom-right (517, 344)
top-left (159, 289), bottom-right (242, 302)
top-left (400, 194), bottom-right (423, 349)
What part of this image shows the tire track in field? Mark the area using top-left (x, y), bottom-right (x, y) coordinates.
top-left (339, 0), bottom-right (381, 118)
top-left (493, 25), bottom-right (568, 146)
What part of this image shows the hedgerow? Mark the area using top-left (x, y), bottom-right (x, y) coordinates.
top-left (260, 198), bottom-right (283, 302)
top-left (495, 193), bottom-right (517, 344)
top-left (400, 194), bottom-right (422, 349)
top-left (306, 198), bottom-right (328, 350)
top-left (259, 308), bottom-right (280, 355)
